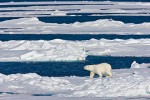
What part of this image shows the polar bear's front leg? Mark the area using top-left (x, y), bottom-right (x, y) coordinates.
top-left (90, 72), bottom-right (95, 78)
top-left (98, 73), bottom-right (102, 78)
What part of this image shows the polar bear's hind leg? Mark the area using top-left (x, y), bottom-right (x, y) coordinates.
top-left (106, 71), bottom-right (112, 77)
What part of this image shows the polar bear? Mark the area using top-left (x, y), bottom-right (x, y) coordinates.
top-left (84, 63), bottom-right (112, 78)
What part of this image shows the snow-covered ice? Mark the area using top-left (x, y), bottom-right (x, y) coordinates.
top-left (131, 61), bottom-right (150, 69)
top-left (0, 68), bottom-right (150, 99)
top-left (0, 39), bottom-right (150, 61)
top-left (0, 39), bottom-right (87, 61)
top-left (1, 17), bottom-right (150, 34)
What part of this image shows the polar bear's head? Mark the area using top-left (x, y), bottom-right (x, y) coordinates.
top-left (84, 65), bottom-right (94, 71)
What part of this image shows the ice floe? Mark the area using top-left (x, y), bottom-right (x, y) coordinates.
top-left (0, 39), bottom-right (150, 61)
top-left (0, 68), bottom-right (150, 98)
top-left (0, 1), bottom-right (150, 17)
top-left (0, 40), bottom-right (87, 61)
top-left (131, 61), bottom-right (150, 69)
top-left (1, 17), bottom-right (150, 34)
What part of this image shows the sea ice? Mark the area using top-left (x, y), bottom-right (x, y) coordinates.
top-left (0, 17), bottom-right (150, 34)
top-left (0, 68), bottom-right (150, 98)
top-left (131, 61), bottom-right (150, 69)
top-left (0, 39), bottom-right (150, 61)
top-left (0, 1), bottom-right (150, 17)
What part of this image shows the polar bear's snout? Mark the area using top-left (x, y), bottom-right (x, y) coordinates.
top-left (84, 65), bottom-right (93, 71)
top-left (84, 65), bottom-right (89, 70)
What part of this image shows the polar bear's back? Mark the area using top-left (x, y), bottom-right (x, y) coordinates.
top-left (99, 63), bottom-right (111, 69)
top-left (94, 63), bottom-right (112, 72)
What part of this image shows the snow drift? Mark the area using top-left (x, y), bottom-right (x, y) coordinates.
top-left (131, 61), bottom-right (150, 69)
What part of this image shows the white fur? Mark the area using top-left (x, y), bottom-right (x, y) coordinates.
top-left (84, 63), bottom-right (112, 78)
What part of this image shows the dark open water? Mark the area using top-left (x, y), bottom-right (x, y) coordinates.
top-left (0, 34), bottom-right (150, 41)
top-left (1, 16), bottom-right (150, 24)
top-left (0, 56), bottom-right (150, 77)
top-left (38, 16), bottom-right (150, 24)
